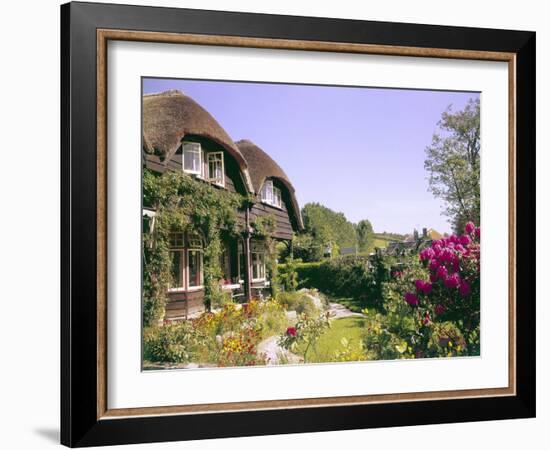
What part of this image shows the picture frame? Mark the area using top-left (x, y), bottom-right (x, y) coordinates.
top-left (60, 1), bottom-right (536, 447)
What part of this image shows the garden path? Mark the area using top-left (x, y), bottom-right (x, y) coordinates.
top-left (258, 335), bottom-right (302, 365)
top-left (258, 294), bottom-right (364, 365)
top-left (327, 302), bottom-right (365, 319)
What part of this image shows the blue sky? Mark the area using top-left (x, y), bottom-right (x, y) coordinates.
top-left (143, 78), bottom-right (479, 234)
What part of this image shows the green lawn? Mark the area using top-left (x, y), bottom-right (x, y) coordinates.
top-left (296, 316), bottom-right (366, 363)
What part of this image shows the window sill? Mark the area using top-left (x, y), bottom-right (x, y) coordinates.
top-left (167, 287), bottom-right (204, 293)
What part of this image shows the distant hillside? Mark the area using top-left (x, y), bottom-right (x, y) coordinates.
top-left (371, 232), bottom-right (407, 249)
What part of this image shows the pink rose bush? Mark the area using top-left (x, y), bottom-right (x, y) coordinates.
top-left (401, 222), bottom-right (480, 356)
top-left (364, 222), bottom-right (480, 360)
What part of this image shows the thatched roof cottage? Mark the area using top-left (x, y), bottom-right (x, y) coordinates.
top-left (143, 90), bottom-right (302, 320)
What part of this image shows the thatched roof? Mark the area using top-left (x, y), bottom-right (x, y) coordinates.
top-left (236, 139), bottom-right (304, 230)
top-left (142, 90), bottom-right (253, 191)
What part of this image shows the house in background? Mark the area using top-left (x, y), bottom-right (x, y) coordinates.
top-left (142, 90), bottom-right (303, 320)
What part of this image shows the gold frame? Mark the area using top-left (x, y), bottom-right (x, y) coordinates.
top-left (96, 29), bottom-right (516, 420)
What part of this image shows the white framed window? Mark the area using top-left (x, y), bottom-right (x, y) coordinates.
top-left (260, 180), bottom-right (282, 208)
top-left (168, 232), bottom-right (185, 291)
top-left (207, 152), bottom-right (225, 187)
top-left (187, 232), bottom-right (204, 290)
top-left (238, 242), bottom-right (266, 282)
top-left (272, 186), bottom-right (282, 208)
top-left (252, 252), bottom-right (266, 281)
top-left (182, 142), bottom-right (202, 175)
top-left (187, 232), bottom-right (203, 249)
top-left (260, 180), bottom-right (273, 204)
top-left (167, 231), bottom-right (204, 291)
top-left (187, 249), bottom-right (204, 289)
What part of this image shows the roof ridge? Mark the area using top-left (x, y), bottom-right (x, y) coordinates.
top-left (143, 89), bottom-right (185, 98)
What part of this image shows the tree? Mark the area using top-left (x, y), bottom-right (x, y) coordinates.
top-left (300, 203), bottom-right (358, 261)
top-left (424, 98), bottom-right (480, 233)
top-left (356, 219), bottom-right (374, 253)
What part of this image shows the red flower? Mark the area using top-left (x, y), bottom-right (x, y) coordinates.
top-left (404, 292), bottom-right (419, 307)
top-left (286, 327), bottom-right (297, 337)
top-left (434, 304), bottom-right (445, 315)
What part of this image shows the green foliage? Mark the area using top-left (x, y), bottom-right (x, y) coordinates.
top-left (142, 168), bottom-right (243, 326)
top-left (251, 214), bottom-right (280, 298)
top-left (425, 98), bottom-right (480, 233)
top-left (299, 203), bottom-right (358, 261)
top-left (143, 322), bottom-right (197, 363)
top-left (143, 300), bottom-right (288, 367)
top-left (278, 312), bottom-right (331, 363)
top-left (293, 255), bottom-right (395, 310)
top-left (278, 256), bottom-right (299, 292)
top-left (356, 219), bottom-right (374, 252)
top-left (304, 317), bottom-right (367, 363)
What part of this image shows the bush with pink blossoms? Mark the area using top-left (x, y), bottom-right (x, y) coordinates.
top-left (401, 221), bottom-right (480, 356)
top-left (364, 222), bottom-right (480, 359)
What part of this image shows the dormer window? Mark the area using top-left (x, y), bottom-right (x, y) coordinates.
top-left (182, 142), bottom-right (202, 175)
top-left (260, 180), bottom-right (282, 208)
top-left (207, 152), bottom-right (225, 187)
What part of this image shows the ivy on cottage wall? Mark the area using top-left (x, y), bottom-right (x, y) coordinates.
top-left (250, 214), bottom-right (280, 298)
top-left (142, 168), bottom-right (244, 327)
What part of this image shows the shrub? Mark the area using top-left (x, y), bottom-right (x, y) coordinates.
top-left (257, 300), bottom-right (288, 339)
top-left (279, 256), bottom-right (299, 291)
top-left (276, 291), bottom-right (301, 311)
top-left (143, 322), bottom-right (197, 363)
top-left (276, 290), bottom-right (323, 317)
top-left (295, 257), bottom-right (388, 308)
top-left (363, 222), bottom-right (481, 359)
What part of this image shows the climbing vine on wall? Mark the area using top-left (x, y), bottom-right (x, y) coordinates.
top-left (142, 168), bottom-right (244, 327)
top-left (250, 214), bottom-right (280, 298)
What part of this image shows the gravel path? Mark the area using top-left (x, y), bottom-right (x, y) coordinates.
top-left (327, 302), bottom-right (365, 319)
top-left (257, 335), bottom-right (302, 365)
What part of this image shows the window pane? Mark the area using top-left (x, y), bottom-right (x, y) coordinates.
top-left (187, 232), bottom-right (203, 249)
top-left (169, 232), bottom-right (184, 248)
top-left (183, 143), bottom-right (201, 173)
top-left (252, 252), bottom-right (265, 280)
top-left (273, 187), bottom-right (282, 207)
top-left (220, 246), bottom-right (231, 281)
top-left (206, 153), bottom-right (224, 185)
top-left (169, 250), bottom-right (184, 289)
top-left (188, 250), bottom-right (203, 287)
top-left (261, 180), bottom-right (273, 203)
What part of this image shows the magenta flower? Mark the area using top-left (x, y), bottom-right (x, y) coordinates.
top-left (420, 247), bottom-right (435, 261)
top-left (452, 258), bottom-right (460, 273)
top-left (445, 273), bottom-right (461, 289)
top-left (286, 327), bottom-right (297, 337)
top-left (404, 292), bottom-right (419, 307)
top-left (465, 221), bottom-right (476, 234)
top-left (459, 234), bottom-right (471, 246)
top-left (455, 244), bottom-right (466, 254)
top-left (429, 272), bottom-right (437, 283)
top-left (415, 279), bottom-right (433, 295)
top-left (429, 258), bottom-right (440, 271)
top-left (434, 304), bottom-right (445, 315)
top-left (459, 280), bottom-right (471, 297)
top-left (475, 227), bottom-right (481, 240)
top-left (438, 248), bottom-right (454, 263)
top-left (436, 265), bottom-right (448, 281)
